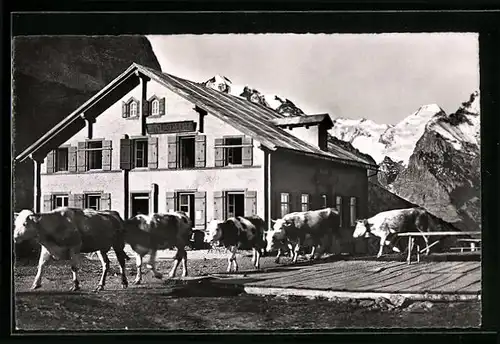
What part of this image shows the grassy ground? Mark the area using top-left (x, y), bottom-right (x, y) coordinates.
top-left (13, 250), bottom-right (481, 331)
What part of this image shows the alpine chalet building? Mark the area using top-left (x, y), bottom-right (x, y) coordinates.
top-left (15, 63), bottom-right (377, 252)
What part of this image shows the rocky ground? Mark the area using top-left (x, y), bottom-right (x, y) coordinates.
top-left (13, 251), bottom-right (481, 330)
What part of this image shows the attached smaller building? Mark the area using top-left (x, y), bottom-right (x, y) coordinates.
top-left (15, 63), bottom-right (378, 253)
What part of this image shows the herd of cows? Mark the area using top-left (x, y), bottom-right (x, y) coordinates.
top-left (13, 206), bottom-right (436, 292)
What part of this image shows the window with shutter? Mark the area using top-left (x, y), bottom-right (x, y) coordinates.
top-left (148, 137), bottom-right (158, 169)
top-left (242, 137), bottom-right (253, 166)
top-left (167, 135), bottom-right (178, 169)
top-left (213, 191), bottom-right (225, 220)
top-left (244, 190), bottom-right (257, 216)
top-left (301, 194), bottom-right (310, 212)
top-left (122, 101), bottom-right (129, 118)
top-left (194, 191), bottom-right (206, 228)
top-left (195, 135), bottom-right (206, 168)
top-left (133, 139), bottom-right (148, 168)
top-left (46, 150), bottom-right (55, 174)
top-left (129, 101), bottom-right (138, 117)
top-left (214, 138), bottom-right (224, 167)
top-left (102, 140), bottom-right (112, 170)
top-left (166, 192), bottom-right (176, 213)
top-left (55, 148), bottom-right (69, 172)
top-left (87, 141), bottom-right (103, 170)
top-left (280, 192), bottom-right (290, 217)
top-left (151, 99), bottom-right (160, 116)
top-left (120, 138), bottom-right (133, 170)
top-left (101, 193), bottom-right (112, 210)
top-left (53, 194), bottom-right (69, 208)
top-left (159, 98), bottom-right (166, 116)
top-left (85, 194), bottom-right (102, 210)
top-left (349, 197), bottom-right (357, 227)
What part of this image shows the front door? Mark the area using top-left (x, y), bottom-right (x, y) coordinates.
top-left (131, 193), bottom-right (150, 216)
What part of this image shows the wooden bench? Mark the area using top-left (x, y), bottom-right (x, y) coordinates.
top-left (397, 231), bottom-right (481, 264)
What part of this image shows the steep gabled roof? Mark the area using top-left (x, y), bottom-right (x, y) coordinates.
top-left (16, 63), bottom-right (377, 169)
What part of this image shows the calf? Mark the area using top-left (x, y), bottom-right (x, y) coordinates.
top-left (124, 211), bottom-right (192, 284)
top-left (353, 207), bottom-right (432, 259)
top-left (13, 207), bottom-right (129, 292)
top-left (204, 215), bottom-right (267, 272)
top-left (266, 208), bottom-right (339, 264)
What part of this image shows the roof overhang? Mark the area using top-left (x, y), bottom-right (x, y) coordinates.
top-left (270, 113), bottom-right (334, 129)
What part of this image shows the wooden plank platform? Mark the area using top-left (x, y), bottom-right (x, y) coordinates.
top-left (209, 259), bottom-right (481, 301)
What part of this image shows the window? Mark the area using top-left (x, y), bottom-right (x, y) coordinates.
top-left (336, 196), bottom-right (343, 228)
top-left (85, 194), bottom-right (101, 210)
top-left (177, 193), bottom-right (195, 220)
top-left (130, 102), bottom-right (138, 117)
top-left (55, 148), bottom-right (68, 172)
top-left (53, 194), bottom-right (68, 209)
top-left (179, 136), bottom-right (195, 168)
top-left (134, 139), bottom-right (148, 168)
top-left (280, 192), bottom-right (290, 217)
top-left (151, 99), bottom-right (160, 116)
top-left (87, 141), bottom-right (103, 170)
top-left (321, 194), bottom-right (328, 208)
top-left (350, 197), bottom-right (357, 227)
top-left (224, 137), bottom-right (243, 165)
top-left (226, 192), bottom-right (245, 218)
top-left (301, 194), bottom-right (309, 212)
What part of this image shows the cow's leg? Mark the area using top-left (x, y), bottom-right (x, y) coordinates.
top-left (181, 249), bottom-right (188, 277)
top-left (95, 250), bottom-right (110, 292)
top-left (149, 250), bottom-right (163, 279)
top-left (226, 246), bottom-right (238, 272)
top-left (292, 244), bottom-right (301, 264)
top-left (133, 252), bottom-right (144, 285)
top-left (169, 247), bottom-right (186, 278)
top-left (251, 248), bottom-right (257, 267)
top-left (32, 246), bottom-right (51, 290)
top-left (308, 245), bottom-right (317, 260)
top-left (253, 247), bottom-right (261, 269)
top-left (274, 249), bottom-right (282, 264)
top-left (70, 251), bottom-right (82, 292)
top-left (115, 250), bottom-right (129, 289)
top-left (376, 233), bottom-right (390, 258)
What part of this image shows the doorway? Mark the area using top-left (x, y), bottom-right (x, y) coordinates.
top-left (226, 192), bottom-right (245, 218)
top-left (177, 192), bottom-right (195, 221)
top-left (131, 193), bottom-right (150, 217)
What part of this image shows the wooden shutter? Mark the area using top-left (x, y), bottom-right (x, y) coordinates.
top-left (194, 191), bottom-right (206, 228)
top-left (142, 100), bottom-right (149, 117)
top-left (242, 136), bottom-right (253, 166)
top-left (122, 101), bottom-right (128, 118)
top-left (102, 140), bottom-right (112, 170)
top-left (68, 146), bottom-right (77, 172)
top-left (120, 138), bottom-right (133, 170)
top-left (43, 194), bottom-right (52, 211)
top-left (167, 135), bottom-right (178, 169)
top-left (195, 135), bottom-right (206, 168)
top-left (46, 150), bottom-right (55, 174)
top-left (77, 142), bottom-right (87, 172)
top-left (69, 194), bottom-right (84, 209)
top-left (166, 192), bottom-right (176, 213)
top-left (244, 190), bottom-right (257, 216)
top-left (148, 136), bottom-right (158, 169)
top-left (101, 193), bottom-right (112, 210)
top-left (335, 195), bottom-right (343, 228)
top-left (350, 197), bottom-right (357, 227)
top-left (159, 98), bottom-right (166, 116)
top-left (213, 191), bottom-right (225, 220)
top-left (214, 138), bottom-right (224, 167)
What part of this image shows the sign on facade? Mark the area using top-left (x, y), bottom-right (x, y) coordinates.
top-left (146, 120), bottom-right (196, 134)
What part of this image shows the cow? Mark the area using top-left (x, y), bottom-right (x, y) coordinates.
top-left (204, 215), bottom-right (267, 272)
top-left (123, 211), bottom-right (192, 284)
top-left (266, 208), bottom-right (339, 264)
top-left (13, 207), bottom-right (129, 292)
top-left (352, 207), bottom-right (432, 259)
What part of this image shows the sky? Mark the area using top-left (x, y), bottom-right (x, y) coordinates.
top-left (147, 33), bottom-right (479, 125)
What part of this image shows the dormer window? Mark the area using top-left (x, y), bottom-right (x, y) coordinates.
top-left (151, 99), bottom-right (160, 116)
top-left (130, 102), bottom-right (138, 117)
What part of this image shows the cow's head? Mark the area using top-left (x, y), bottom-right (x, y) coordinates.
top-left (204, 220), bottom-right (223, 246)
top-left (13, 209), bottom-right (38, 243)
top-left (352, 219), bottom-right (371, 238)
top-left (265, 218), bottom-right (291, 252)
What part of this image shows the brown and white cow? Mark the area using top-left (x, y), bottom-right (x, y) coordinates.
top-left (266, 208), bottom-right (339, 264)
top-left (352, 207), bottom-right (432, 258)
top-left (204, 215), bottom-right (267, 272)
top-left (13, 207), bottom-right (129, 292)
top-left (123, 211), bottom-right (192, 284)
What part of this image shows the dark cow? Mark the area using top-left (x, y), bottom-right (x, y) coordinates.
top-left (352, 207), bottom-right (432, 258)
top-left (266, 208), bottom-right (339, 264)
top-left (124, 211), bottom-right (192, 284)
top-left (13, 207), bottom-right (129, 291)
top-left (204, 215), bottom-right (267, 272)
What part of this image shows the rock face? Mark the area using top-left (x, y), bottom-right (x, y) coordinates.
top-left (391, 92), bottom-right (480, 231)
top-left (12, 36), bottom-right (161, 211)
